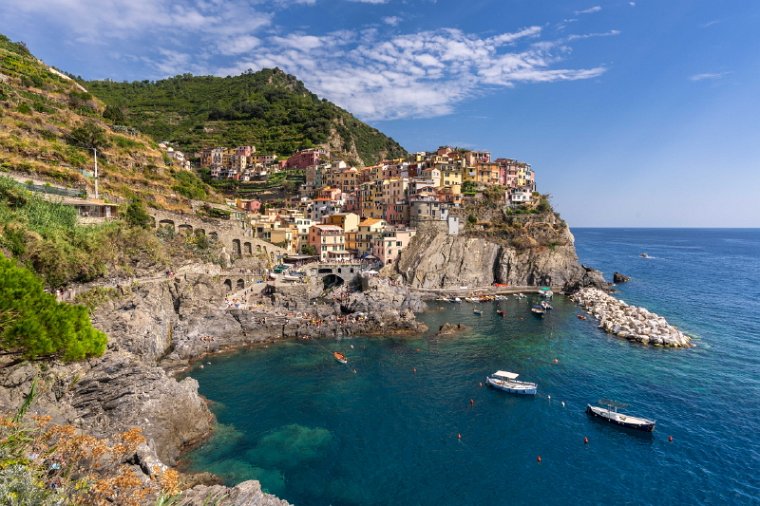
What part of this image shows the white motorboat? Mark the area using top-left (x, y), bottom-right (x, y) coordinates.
top-left (485, 370), bottom-right (538, 395)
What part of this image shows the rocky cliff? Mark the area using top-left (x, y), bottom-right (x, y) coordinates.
top-left (397, 211), bottom-right (605, 292)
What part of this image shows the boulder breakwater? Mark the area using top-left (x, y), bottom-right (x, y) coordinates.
top-left (571, 287), bottom-right (692, 348)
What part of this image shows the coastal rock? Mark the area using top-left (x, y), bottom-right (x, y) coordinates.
top-left (397, 222), bottom-right (608, 293)
top-left (571, 287), bottom-right (692, 348)
top-left (178, 480), bottom-right (291, 506)
top-left (613, 272), bottom-right (631, 284)
top-left (70, 351), bottom-right (213, 464)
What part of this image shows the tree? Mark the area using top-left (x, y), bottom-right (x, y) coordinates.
top-left (124, 198), bottom-right (152, 229)
top-left (301, 244), bottom-right (317, 255)
top-left (66, 121), bottom-right (109, 151)
top-left (0, 254), bottom-right (107, 361)
top-left (102, 104), bottom-right (125, 124)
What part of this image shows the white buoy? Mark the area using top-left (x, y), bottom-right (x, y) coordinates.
top-left (548, 395), bottom-right (551, 400)
top-left (561, 401), bottom-right (566, 407)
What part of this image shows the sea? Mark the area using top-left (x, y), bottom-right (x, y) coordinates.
top-left (181, 229), bottom-right (760, 505)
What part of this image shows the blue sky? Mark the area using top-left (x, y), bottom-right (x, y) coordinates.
top-left (2, 0), bottom-right (759, 227)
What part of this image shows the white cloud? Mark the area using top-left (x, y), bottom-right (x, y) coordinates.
top-left (689, 72), bottom-right (729, 82)
top-left (3, 0), bottom-right (613, 121)
top-left (4, 0), bottom-right (273, 42)
top-left (217, 26), bottom-right (607, 120)
top-left (575, 6), bottom-right (602, 15)
top-left (348, 0), bottom-right (390, 4)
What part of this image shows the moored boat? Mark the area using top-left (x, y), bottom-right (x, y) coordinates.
top-left (586, 400), bottom-right (655, 432)
top-left (486, 370), bottom-right (537, 395)
top-left (531, 305), bottom-right (546, 317)
top-left (540, 301), bottom-right (553, 310)
top-left (333, 351), bottom-right (348, 364)
top-left (473, 309), bottom-right (482, 316)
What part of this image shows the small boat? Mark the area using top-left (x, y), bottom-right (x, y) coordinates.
top-left (586, 400), bottom-right (656, 432)
top-left (540, 301), bottom-right (553, 310)
top-left (453, 297), bottom-right (462, 303)
top-left (540, 290), bottom-right (554, 299)
top-left (531, 305), bottom-right (546, 317)
top-left (640, 252), bottom-right (650, 259)
top-left (577, 314), bottom-right (587, 321)
top-left (473, 309), bottom-right (482, 316)
top-left (496, 309), bottom-right (505, 317)
top-left (486, 370), bottom-right (537, 395)
top-left (333, 352), bottom-right (348, 364)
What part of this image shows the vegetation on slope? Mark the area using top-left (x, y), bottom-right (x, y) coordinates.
top-left (0, 177), bottom-right (221, 288)
top-left (0, 397), bottom-right (180, 505)
top-left (86, 69), bottom-right (407, 165)
top-left (0, 34), bottom-right (220, 210)
top-left (0, 254), bottom-right (106, 361)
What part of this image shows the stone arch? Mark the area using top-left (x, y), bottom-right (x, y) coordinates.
top-left (236, 279), bottom-right (245, 289)
top-left (209, 231), bottom-right (218, 242)
top-left (195, 228), bottom-right (206, 237)
top-left (244, 242), bottom-right (252, 256)
top-left (224, 279), bottom-right (232, 292)
top-left (256, 244), bottom-right (262, 253)
top-left (270, 252), bottom-right (275, 262)
top-left (158, 219), bottom-right (175, 230)
top-left (337, 268), bottom-right (342, 273)
top-left (232, 239), bottom-right (242, 258)
top-left (178, 224), bottom-right (193, 235)
top-left (323, 274), bottom-right (344, 290)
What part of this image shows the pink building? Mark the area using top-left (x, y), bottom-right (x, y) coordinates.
top-left (373, 228), bottom-right (416, 265)
top-left (286, 148), bottom-right (327, 169)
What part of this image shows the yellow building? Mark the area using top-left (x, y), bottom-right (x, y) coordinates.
top-left (322, 212), bottom-right (360, 233)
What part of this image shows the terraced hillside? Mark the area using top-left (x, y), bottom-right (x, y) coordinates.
top-left (87, 68), bottom-right (407, 166)
top-left (0, 34), bottom-right (219, 211)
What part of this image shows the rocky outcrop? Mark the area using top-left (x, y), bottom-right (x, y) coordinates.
top-left (571, 288), bottom-right (692, 348)
top-left (178, 480), bottom-right (291, 506)
top-left (613, 272), bottom-right (631, 284)
top-left (397, 220), bottom-right (606, 293)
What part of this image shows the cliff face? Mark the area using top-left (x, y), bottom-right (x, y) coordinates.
top-left (397, 213), bottom-right (604, 292)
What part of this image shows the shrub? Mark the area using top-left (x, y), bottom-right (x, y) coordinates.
top-left (0, 254), bottom-right (107, 361)
top-left (66, 121), bottom-right (109, 150)
top-left (124, 198), bottom-right (152, 229)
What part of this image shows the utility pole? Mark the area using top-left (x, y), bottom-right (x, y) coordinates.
top-left (92, 148), bottom-right (99, 199)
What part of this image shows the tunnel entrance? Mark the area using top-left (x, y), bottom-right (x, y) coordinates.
top-left (323, 274), bottom-right (344, 291)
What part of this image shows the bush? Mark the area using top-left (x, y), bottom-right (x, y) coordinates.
top-left (172, 171), bottom-right (208, 200)
top-left (66, 121), bottom-right (109, 150)
top-left (0, 254), bottom-right (107, 361)
top-left (124, 198), bottom-right (152, 229)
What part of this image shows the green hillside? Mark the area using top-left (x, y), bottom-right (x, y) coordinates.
top-left (86, 69), bottom-right (407, 165)
top-left (0, 34), bottom-right (220, 211)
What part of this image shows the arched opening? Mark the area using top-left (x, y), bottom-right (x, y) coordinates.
top-left (337, 268), bottom-right (342, 273)
top-left (178, 224), bottom-right (193, 235)
top-left (195, 228), bottom-right (206, 237)
top-left (323, 274), bottom-right (344, 291)
top-left (256, 244), bottom-right (262, 253)
top-left (244, 242), bottom-right (252, 256)
top-left (232, 239), bottom-right (242, 258)
top-left (223, 279), bottom-right (232, 292)
top-left (270, 252), bottom-right (275, 261)
top-left (209, 231), bottom-right (218, 242)
top-left (236, 279), bottom-right (245, 290)
top-left (158, 219), bottom-right (175, 230)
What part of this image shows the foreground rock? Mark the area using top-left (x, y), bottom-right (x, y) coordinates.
top-left (571, 288), bottom-right (692, 348)
top-left (178, 480), bottom-right (291, 506)
top-left (613, 272), bottom-right (631, 283)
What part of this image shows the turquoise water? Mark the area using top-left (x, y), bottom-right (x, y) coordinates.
top-left (183, 229), bottom-right (760, 505)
